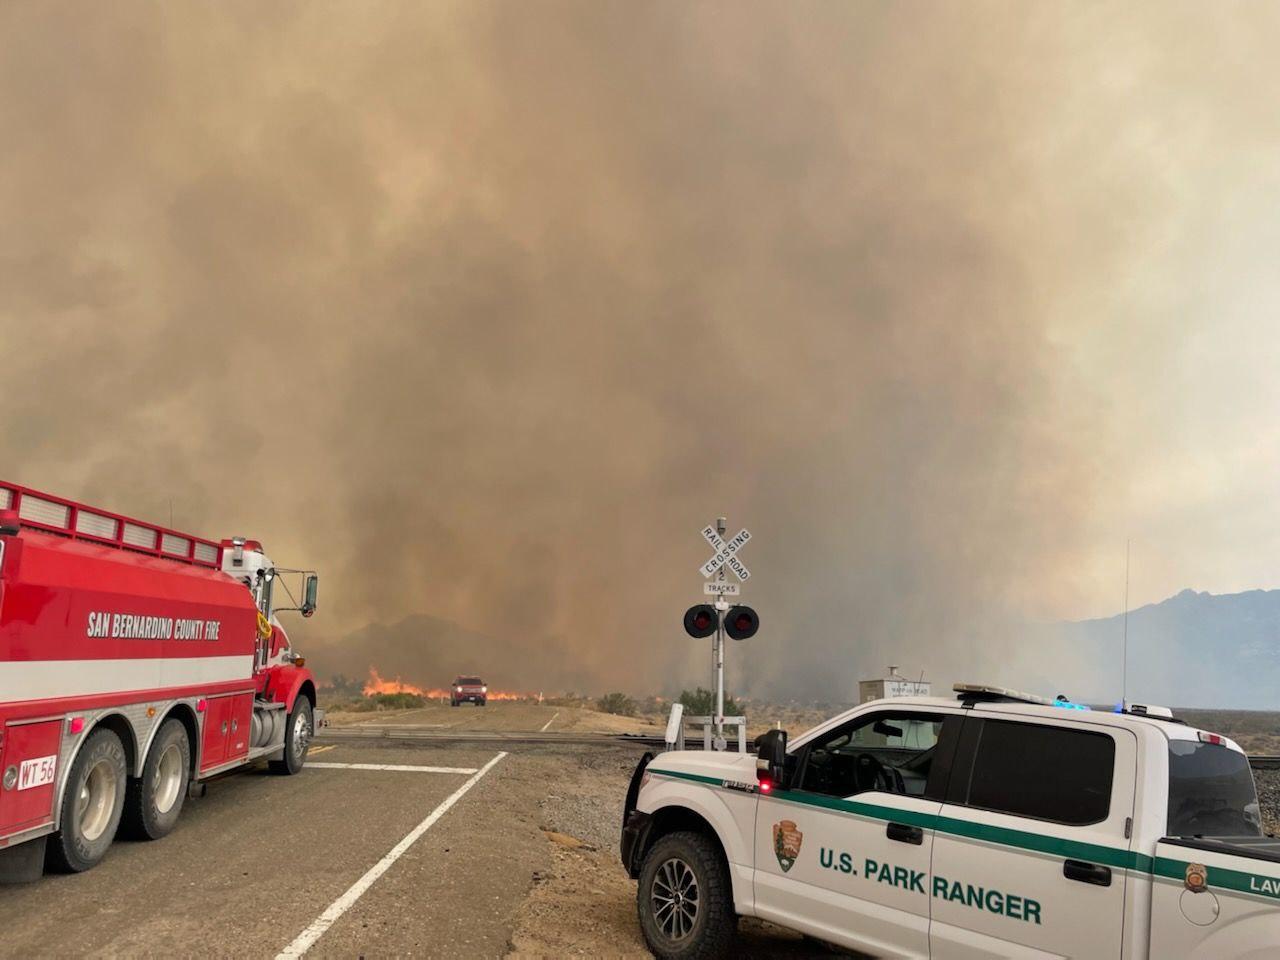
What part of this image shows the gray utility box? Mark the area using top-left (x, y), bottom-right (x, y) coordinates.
top-left (859, 666), bottom-right (930, 703)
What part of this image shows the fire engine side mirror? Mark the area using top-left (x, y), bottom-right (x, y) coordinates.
top-left (301, 574), bottom-right (319, 618)
top-left (755, 728), bottom-right (788, 791)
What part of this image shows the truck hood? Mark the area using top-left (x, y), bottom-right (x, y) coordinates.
top-left (648, 749), bottom-right (758, 783)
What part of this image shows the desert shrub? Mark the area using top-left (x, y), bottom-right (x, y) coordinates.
top-left (678, 687), bottom-right (742, 717)
top-left (356, 692), bottom-right (426, 710)
top-left (596, 691), bottom-right (637, 716)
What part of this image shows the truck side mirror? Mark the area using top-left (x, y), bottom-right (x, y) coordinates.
top-left (755, 729), bottom-right (788, 792)
top-left (302, 574), bottom-right (319, 618)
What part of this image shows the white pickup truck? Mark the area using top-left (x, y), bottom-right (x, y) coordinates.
top-left (620, 684), bottom-right (1280, 959)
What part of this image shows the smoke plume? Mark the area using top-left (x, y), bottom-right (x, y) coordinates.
top-left (4, 2), bottom-right (1275, 701)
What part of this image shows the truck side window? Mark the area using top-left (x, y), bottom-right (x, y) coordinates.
top-left (960, 719), bottom-right (1114, 826)
top-left (797, 712), bottom-right (945, 799)
top-left (1167, 740), bottom-right (1262, 837)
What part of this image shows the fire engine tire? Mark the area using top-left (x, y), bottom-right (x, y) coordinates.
top-left (46, 728), bottom-right (128, 874)
top-left (270, 696), bottom-right (313, 775)
top-left (636, 831), bottom-right (736, 960)
top-left (121, 719), bottom-right (190, 841)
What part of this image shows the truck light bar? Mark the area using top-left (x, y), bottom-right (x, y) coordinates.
top-left (953, 683), bottom-right (1054, 706)
top-left (0, 481), bottom-right (222, 569)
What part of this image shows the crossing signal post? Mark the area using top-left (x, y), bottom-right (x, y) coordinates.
top-left (683, 516), bottom-right (758, 750)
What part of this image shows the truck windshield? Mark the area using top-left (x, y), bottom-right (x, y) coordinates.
top-left (1167, 740), bottom-right (1262, 837)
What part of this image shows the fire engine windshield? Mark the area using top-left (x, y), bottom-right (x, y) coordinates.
top-left (1167, 740), bottom-right (1262, 837)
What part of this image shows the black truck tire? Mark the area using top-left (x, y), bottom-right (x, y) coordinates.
top-left (270, 696), bottom-right (313, 775)
top-left (121, 719), bottom-right (190, 841)
top-left (637, 831), bottom-right (736, 960)
top-left (46, 728), bottom-right (128, 873)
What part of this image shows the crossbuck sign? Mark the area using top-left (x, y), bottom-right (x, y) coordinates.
top-left (700, 525), bottom-right (752, 581)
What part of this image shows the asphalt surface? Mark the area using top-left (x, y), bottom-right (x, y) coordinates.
top-left (0, 742), bottom-right (557, 958)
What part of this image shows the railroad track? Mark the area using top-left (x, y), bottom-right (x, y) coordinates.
top-left (318, 728), bottom-right (1280, 767)
top-left (316, 726), bottom-right (667, 749)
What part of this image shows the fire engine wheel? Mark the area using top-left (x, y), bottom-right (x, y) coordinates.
top-left (636, 831), bottom-right (736, 960)
top-left (121, 719), bottom-right (190, 841)
top-left (46, 728), bottom-right (127, 873)
top-left (270, 697), bottom-right (313, 775)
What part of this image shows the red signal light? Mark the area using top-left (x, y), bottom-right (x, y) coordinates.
top-left (724, 605), bottom-right (759, 641)
top-left (759, 780), bottom-right (773, 793)
top-left (683, 604), bottom-right (718, 639)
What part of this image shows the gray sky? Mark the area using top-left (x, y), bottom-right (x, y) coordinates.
top-left (3, 2), bottom-right (1279, 697)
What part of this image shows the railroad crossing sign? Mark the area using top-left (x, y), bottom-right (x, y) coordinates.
top-left (699, 525), bottom-right (752, 581)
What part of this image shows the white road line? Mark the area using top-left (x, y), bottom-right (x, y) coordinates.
top-left (276, 751), bottom-right (506, 959)
top-left (308, 762), bottom-right (479, 774)
top-left (540, 711), bottom-right (560, 733)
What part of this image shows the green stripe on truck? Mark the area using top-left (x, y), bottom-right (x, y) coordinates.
top-left (648, 768), bottom-right (1153, 872)
top-left (648, 768), bottom-right (1280, 898)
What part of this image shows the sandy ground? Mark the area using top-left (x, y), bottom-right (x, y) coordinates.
top-left (506, 748), bottom-right (846, 959)
top-left (325, 697), bottom-right (839, 742)
top-left (326, 700), bottom-right (667, 737)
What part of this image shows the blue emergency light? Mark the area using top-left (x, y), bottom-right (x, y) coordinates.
top-left (1052, 695), bottom-right (1090, 711)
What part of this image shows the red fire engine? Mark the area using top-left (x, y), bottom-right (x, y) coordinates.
top-left (0, 482), bottom-right (322, 882)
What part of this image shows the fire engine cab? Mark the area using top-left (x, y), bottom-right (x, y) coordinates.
top-left (0, 482), bottom-right (322, 882)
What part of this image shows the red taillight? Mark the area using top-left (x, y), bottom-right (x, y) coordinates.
top-left (196, 698), bottom-right (208, 713)
top-left (68, 716), bottom-right (85, 734)
top-left (759, 780), bottom-right (773, 793)
top-left (1198, 731), bottom-right (1226, 746)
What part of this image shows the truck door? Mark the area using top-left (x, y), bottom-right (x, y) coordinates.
top-left (928, 715), bottom-right (1136, 959)
top-left (753, 709), bottom-right (961, 958)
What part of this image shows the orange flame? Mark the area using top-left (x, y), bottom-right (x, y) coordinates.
top-left (361, 667), bottom-right (530, 701)
top-left (362, 667), bottom-right (448, 698)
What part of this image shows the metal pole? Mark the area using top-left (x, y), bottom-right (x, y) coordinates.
top-left (714, 516), bottom-right (727, 751)
top-left (714, 612), bottom-right (725, 749)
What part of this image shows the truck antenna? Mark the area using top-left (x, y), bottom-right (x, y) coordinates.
top-left (1122, 538), bottom-right (1131, 711)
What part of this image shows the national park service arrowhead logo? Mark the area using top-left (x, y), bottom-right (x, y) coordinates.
top-left (772, 820), bottom-right (803, 873)
top-left (1185, 862), bottom-right (1208, 893)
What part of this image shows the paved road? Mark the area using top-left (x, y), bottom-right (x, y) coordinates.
top-left (3, 735), bottom-right (819, 958)
top-left (0, 742), bottom-right (556, 958)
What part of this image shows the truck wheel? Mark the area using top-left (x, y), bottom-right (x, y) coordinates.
top-left (637, 831), bottom-right (736, 960)
top-left (46, 728), bottom-right (127, 873)
top-left (270, 697), bottom-right (313, 775)
top-left (121, 719), bottom-right (190, 841)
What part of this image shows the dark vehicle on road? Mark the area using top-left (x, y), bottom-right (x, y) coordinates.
top-left (451, 676), bottom-right (487, 706)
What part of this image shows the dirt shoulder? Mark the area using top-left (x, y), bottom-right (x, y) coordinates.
top-left (505, 748), bottom-right (835, 959)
